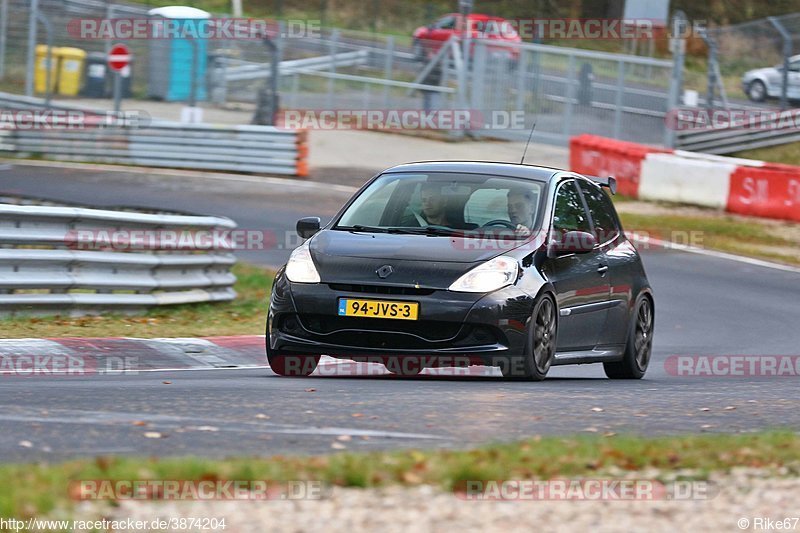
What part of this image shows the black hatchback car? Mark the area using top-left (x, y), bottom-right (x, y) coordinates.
top-left (267, 162), bottom-right (654, 381)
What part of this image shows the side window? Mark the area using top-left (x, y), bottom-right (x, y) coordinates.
top-left (552, 180), bottom-right (591, 235)
top-left (579, 180), bottom-right (621, 243)
top-left (435, 16), bottom-right (456, 30)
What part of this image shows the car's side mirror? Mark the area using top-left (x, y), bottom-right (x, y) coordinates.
top-left (296, 217), bottom-right (321, 239)
top-left (547, 230), bottom-right (597, 257)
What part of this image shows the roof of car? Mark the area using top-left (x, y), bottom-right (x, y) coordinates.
top-left (382, 161), bottom-right (564, 182)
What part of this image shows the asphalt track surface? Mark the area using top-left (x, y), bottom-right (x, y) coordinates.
top-left (1, 162), bottom-right (799, 462)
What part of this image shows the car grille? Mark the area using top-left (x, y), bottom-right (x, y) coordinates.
top-left (328, 283), bottom-right (436, 296)
top-left (278, 314), bottom-right (500, 351)
top-left (299, 314), bottom-right (461, 340)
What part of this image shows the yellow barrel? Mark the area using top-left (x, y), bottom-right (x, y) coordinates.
top-left (56, 47), bottom-right (87, 96)
top-left (34, 45), bottom-right (59, 94)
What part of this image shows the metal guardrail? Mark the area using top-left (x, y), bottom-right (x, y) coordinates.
top-left (222, 50), bottom-right (370, 82)
top-left (675, 112), bottom-right (800, 154)
top-left (0, 202), bottom-right (238, 317)
top-left (0, 92), bottom-right (309, 176)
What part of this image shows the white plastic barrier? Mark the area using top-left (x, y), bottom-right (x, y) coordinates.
top-left (639, 153), bottom-right (737, 209)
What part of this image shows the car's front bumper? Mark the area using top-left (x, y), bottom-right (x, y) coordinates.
top-left (267, 271), bottom-right (536, 365)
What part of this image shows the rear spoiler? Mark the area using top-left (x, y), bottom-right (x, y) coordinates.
top-left (586, 175), bottom-right (617, 195)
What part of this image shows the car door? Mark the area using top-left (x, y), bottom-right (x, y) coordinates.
top-left (543, 178), bottom-right (611, 352)
top-left (577, 179), bottom-right (631, 349)
top-left (788, 60), bottom-right (800, 100)
top-left (766, 67), bottom-right (783, 95)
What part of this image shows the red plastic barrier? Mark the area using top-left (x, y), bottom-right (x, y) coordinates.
top-left (728, 166), bottom-right (800, 222)
top-left (569, 135), bottom-right (671, 198)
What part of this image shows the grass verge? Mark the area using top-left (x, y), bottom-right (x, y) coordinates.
top-left (615, 201), bottom-right (800, 267)
top-left (0, 263), bottom-right (273, 338)
top-left (1, 431), bottom-right (798, 518)
top-left (734, 142), bottom-right (800, 168)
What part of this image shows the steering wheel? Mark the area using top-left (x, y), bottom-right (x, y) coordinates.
top-left (482, 219), bottom-right (517, 229)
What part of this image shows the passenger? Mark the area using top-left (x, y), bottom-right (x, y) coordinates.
top-left (507, 187), bottom-right (537, 237)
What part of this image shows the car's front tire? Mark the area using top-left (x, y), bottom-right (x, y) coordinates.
top-left (603, 295), bottom-right (653, 379)
top-left (501, 294), bottom-right (556, 381)
top-left (747, 80), bottom-right (767, 102)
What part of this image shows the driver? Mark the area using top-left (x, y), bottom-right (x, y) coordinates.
top-left (418, 183), bottom-right (453, 226)
top-left (507, 187), bottom-right (537, 237)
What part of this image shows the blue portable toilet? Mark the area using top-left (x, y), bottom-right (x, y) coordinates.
top-left (147, 6), bottom-right (210, 102)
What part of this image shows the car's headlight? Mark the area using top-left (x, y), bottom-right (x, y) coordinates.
top-left (285, 240), bottom-right (320, 283)
top-left (448, 256), bottom-right (519, 293)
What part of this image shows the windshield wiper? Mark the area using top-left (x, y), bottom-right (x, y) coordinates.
top-left (335, 225), bottom-right (396, 233)
top-left (336, 225), bottom-right (465, 237)
top-left (386, 226), bottom-right (465, 237)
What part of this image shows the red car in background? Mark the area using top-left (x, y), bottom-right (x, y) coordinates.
top-left (412, 13), bottom-right (522, 62)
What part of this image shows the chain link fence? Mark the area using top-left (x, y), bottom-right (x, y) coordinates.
top-left (467, 39), bottom-right (677, 146)
top-left (0, 0), bottom-right (684, 148)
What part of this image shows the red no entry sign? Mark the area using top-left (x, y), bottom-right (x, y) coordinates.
top-left (108, 44), bottom-right (131, 72)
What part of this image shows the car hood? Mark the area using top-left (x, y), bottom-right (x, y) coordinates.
top-left (308, 229), bottom-right (529, 288)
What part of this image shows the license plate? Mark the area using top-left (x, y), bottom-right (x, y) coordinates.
top-left (338, 298), bottom-right (419, 320)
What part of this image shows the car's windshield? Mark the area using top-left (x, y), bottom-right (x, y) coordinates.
top-left (335, 172), bottom-right (545, 238)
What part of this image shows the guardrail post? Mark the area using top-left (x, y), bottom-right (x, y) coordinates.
top-left (382, 36), bottom-right (394, 108)
top-left (514, 45), bottom-right (526, 113)
top-left (210, 55), bottom-right (228, 105)
top-left (768, 16), bottom-right (792, 111)
top-left (327, 29), bottom-right (339, 110)
top-left (35, 10), bottom-right (53, 108)
top-left (470, 40), bottom-right (487, 133)
top-left (25, 0), bottom-right (39, 97)
top-left (105, 4), bottom-right (116, 57)
top-left (189, 37), bottom-right (199, 109)
top-left (562, 54), bottom-right (576, 138)
top-left (289, 72), bottom-right (299, 109)
top-left (451, 39), bottom-right (466, 140)
top-left (705, 36), bottom-right (717, 109)
top-left (0, 0), bottom-right (8, 80)
top-left (665, 12), bottom-right (686, 148)
top-left (613, 60), bottom-right (625, 139)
